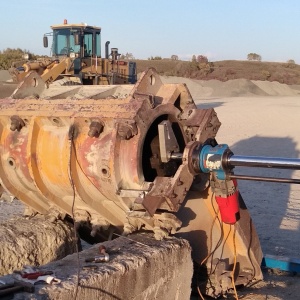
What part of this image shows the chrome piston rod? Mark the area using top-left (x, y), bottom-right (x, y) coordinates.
top-left (170, 149), bottom-right (300, 184)
top-left (228, 155), bottom-right (300, 170)
top-left (229, 174), bottom-right (300, 184)
top-left (227, 155), bottom-right (300, 184)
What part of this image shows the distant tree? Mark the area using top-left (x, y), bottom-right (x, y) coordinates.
top-left (261, 70), bottom-right (271, 80)
top-left (247, 53), bottom-right (262, 61)
top-left (123, 52), bottom-right (134, 60)
top-left (0, 48), bottom-right (36, 70)
top-left (287, 59), bottom-right (295, 64)
top-left (191, 55), bottom-right (197, 62)
top-left (149, 56), bottom-right (162, 60)
top-left (286, 59), bottom-right (296, 69)
top-left (197, 55), bottom-right (208, 63)
top-left (198, 61), bottom-right (214, 76)
top-left (171, 55), bottom-right (178, 60)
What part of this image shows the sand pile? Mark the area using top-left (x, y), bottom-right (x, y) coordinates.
top-left (1, 69), bottom-right (300, 98)
top-left (253, 80), bottom-right (300, 96)
top-left (206, 79), bottom-right (269, 97)
top-left (0, 70), bottom-right (11, 82)
top-left (160, 76), bottom-right (213, 98)
top-left (161, 75), bottom-right (300, 98)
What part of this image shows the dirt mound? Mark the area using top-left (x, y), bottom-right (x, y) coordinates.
top-left (0, 70), bottom-right (11, 81)
top-left (0, 215), bottom-right (76, 275)
top-left (207, 78), bottom-right (269, 97)
top-left (137, 59), bottom-right (300, 85)
top-left (0, 82), bottom-right (18, 98)
top-left (253, 80), bottom-right (299, 96)
top-left (161, 75), bottom-right (300, 98)
top-left (160, 76), bottom-right (213, 98)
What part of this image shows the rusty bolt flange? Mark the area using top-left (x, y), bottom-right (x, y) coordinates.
top-left (117, 123), bottom-right (137, 140)
top-left (88, 121), bottom-right (104, 138)
top-left (10, 115), bottom-right (25, 132)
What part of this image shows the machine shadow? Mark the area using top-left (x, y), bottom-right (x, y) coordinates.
top-left (196, 101), bottom-right (224, 110)
top-left (230, 136), bottom-right (300, 259)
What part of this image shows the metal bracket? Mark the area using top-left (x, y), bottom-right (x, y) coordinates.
top-left (158, 120), bottom-right (180, 163)
top-left (262, 254), bottom-right (300, 273)
top-left (11, 71), bottom-right (45, 99)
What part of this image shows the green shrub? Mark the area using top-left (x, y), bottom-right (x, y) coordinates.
top-left (261, 70), bottom-right (271, 80)
top-left (0, 48), bottom-right (36, 70)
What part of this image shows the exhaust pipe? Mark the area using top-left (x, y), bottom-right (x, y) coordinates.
top-left (111, 48), bottom-right (119, 61)
top-left (105, 41), bottom-right (110, 59)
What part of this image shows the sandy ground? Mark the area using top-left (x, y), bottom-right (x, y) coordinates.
top-left (197, 96), bottom-right (300, 300)
top-left (0, 70), bottom-right (300, 299)
top-left (162, 76), bottom-right (300, 300)
top-left (198, 95), bottom-right (300, 259)
top-left (0, 70), bottom-right (11, 81)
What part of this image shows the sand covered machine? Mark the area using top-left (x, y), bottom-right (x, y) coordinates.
top-left (1, 68), bottom-right (300, 298)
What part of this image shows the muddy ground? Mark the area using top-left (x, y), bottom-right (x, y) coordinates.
top-left (0, 70), bottom-right (300, 299)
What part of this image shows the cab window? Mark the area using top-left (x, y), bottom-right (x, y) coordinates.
top-left (84, 33), bottom-right (93, 57)
top-left (95, 32), bottom-right (101, 57)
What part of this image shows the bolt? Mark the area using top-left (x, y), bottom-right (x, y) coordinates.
top-left (118, 123), bottom-right (136, 140)
top-left (10, 115), bottom-right (25, 132)
top-left (85, 254), bottom-right (109, 263)
top-left (88, 121), bottom-right (103, 138)
top-left (118, 124), bottom-right (130, 139)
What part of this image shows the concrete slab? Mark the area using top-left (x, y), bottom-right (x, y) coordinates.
top-left (3, 234), bottom-right (192, 300)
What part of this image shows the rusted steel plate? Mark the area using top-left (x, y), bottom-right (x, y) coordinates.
top-left (0, 69), bottom-right (205, 232)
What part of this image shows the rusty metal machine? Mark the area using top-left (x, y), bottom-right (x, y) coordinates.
top-left (9, 19), bottom-right (136, 87)
top-left (1, 68), bottom-right (300, 298)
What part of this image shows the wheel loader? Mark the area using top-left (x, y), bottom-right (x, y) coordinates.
top-left (1, 68), bottom-right (300, 298)
top-left (8, 19), bottom-right (136, 87)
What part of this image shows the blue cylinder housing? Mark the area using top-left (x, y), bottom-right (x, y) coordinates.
top-left (199, 144), bottom-right (229, 180)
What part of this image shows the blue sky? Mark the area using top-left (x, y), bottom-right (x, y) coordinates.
top-left (1, 1), bottom-right (299, 62)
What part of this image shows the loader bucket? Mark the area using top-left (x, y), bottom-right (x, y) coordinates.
top-left (0, 68), bottom-right (262, 297)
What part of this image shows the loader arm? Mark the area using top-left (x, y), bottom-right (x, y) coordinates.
top-left (41, 57), bottom-right (72, 86)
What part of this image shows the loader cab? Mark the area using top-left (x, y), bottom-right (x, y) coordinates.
top-left (44, 20), bottom-right (101, 59)
top-left (43, 20), bottom-right (137, 85)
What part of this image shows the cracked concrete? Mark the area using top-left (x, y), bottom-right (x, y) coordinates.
top-left (1, 233), bottom-right (193, 300)
top-left (0, 215), bottom-right (76, 275)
